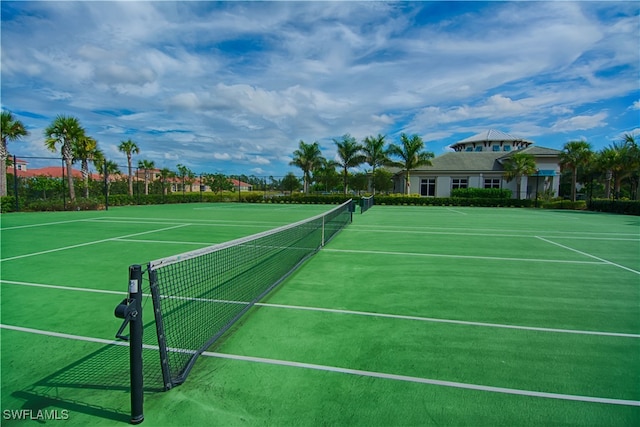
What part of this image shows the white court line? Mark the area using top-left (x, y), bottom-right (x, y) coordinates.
top-left (1, 323), bottom-right (638, 407)
top-left (323, 248), bottom-right (607, 265)
top-left (255, 303), bottom-right (640, 339)
top-left (112, 238), bottom-right (218, 246)
top-left (446, 208), bottom-right (467, 215)
top-left (536, 236), bottom-right (640, 275)
top-left (1, 218), bottom-right (95, 231)
top-left (350, 224), bottom-right (637, 238)
top-left (346, 228), bottom-right (639, 241)
top-left (0, 224), bottom-right (191, 262)
top-left (2, 279), bottom-right (637, 338)
top-left (88, 219), bottom-right (272, 228)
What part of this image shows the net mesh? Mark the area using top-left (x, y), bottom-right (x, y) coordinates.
top-left (147, 200), bottom-right (353, 389)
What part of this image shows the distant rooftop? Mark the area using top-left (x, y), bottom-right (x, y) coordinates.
top-left (450, 129), bottom-right (533, 152)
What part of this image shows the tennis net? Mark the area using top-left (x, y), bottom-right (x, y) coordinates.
top-left (361, 195), bottom-right (374, 213)
top-left (147, 200), bottom-right (353, 390)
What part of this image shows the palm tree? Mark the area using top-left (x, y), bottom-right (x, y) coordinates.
top-left (118, 139), bottom-right (139, 196)
top-left (290, 140), bottom-right (324, 194)
top-left (502, 152), bottom-right (537, 200)
top-left (73, 134), bottom-right (100, 198)
top-left (94, 155), bottom-right (120, 200)
top-left (387, 133), bottom-right (434, 195)
top-left (158, 167), bottom-right (174, 196)
top-left (619, 133), bottom-right (639, 199)
top-left (362, 134), bottom-right (389, 195)
top-left (44, 115), bottom-right (85, 202)
top-left (334, 134), bottom-right (365, 195)
top-left (313, 158), bottom-right (340, 193)
top-left (137, 159), bottom-right (155, 195)
top-left (176, 163), bottom-right (194, 194)
top-left (1, 111), bottom-right (29, 197)
top-left (560, 140), bottom-right (593, 202)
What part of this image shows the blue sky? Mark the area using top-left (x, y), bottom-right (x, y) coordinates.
top-left (2, 1), bottom-right (639, 177)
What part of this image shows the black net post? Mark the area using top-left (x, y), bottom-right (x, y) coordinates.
top-left (114, 265), bottom-right (145, 424)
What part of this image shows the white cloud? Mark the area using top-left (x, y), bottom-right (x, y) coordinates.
top-left (551, 112), bottom-right (608, 132)
top-left (1, 1), bottom-right (637, 176)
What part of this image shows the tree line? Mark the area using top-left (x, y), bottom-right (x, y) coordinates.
top-left (2, 110), bottom-right (638, 203)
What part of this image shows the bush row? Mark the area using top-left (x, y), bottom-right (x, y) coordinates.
top-left (588, 199), bottom-right (640, 215)
top-left (374, 195), bottom-right (533, 207)
top-left (4, 193), bottom-right (637, 214)
top-left (450, 188), bottom-right (512, 199)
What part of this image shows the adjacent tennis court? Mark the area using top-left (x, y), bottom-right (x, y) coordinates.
top-left (1, 203), bottom-right (638, 426)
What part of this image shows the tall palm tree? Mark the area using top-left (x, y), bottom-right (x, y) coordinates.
top-left (44, 115), bottom-right (85, 202)
top-left (619, 133), bottom-right (639, 200)
top-left (334, 134), bottom-right (365, 195)
top-left (290, 140), bottom-right (324, 193)
top-left (118, 139), bottom-right (140, 196)
top-left (176, 163), bottom-right (194, 194)
top-left (1, 111), bottom-right (29, 197)
top-left (158, 167), bottom-right (174, 196)
top-left (560, 140), bottom-right (593, 202)
top-left (387, 133), bottom-right (434, 195)
top-left (137, 159), bottom-right (155, 195)
top-left (362, 134), bottom-right (389, 195)
top-left (502, 152), bottom-right (537, 200)
top-left (94, 154), bottom-right (120, 200)
top-left (312, 158), bottom-right (340, 193)
top-left (73, 134), bottom-right (100, 198)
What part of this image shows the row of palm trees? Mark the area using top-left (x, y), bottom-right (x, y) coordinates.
top-left (290, 133), bottom-right (434, 195)
top-left (559, 137), bottom-right (639, 201)
top-left (0, 111), bottom-right (169, 200)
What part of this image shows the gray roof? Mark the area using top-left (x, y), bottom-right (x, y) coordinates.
top-left (416, 152), bottom-right (505, 173)
top-left (512, 145), bottom-right (562, 157)
top-left (457, 129), bottom-right (532, 144)
top-left (388, 145), bottom-right (562, 175)
top-left (450, 129), bottom-right (533, 151)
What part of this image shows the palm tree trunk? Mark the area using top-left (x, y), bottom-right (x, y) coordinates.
top-left (405, 171), bottom-right (410, 195)
top-left (571, 169), bottom-right (578, 202)
top-left (65, 159), bottom-right (76, 201)
top-left (82, 159), bottom-right (90, 198)
top-left (0, 147), bottom-right (8, 198)
top-left (127, 157), bottom-right (133, 196)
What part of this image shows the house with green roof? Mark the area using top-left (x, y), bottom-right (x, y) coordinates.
top-left (391, 130), bottom-right (562, 199)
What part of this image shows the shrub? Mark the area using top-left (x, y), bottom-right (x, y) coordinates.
top-left (451, 188), bottom-right (512, 199)
top-left (587, 199), bottom-right (640, 215)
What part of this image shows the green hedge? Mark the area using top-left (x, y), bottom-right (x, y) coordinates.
top-left (587, 199), bottom-right (640, 215)
top-left (541, 200), bottom-right (587, 210)
top-left (374, 196), bottom-right (532, 207)
top-left (451, 188), bottom-right (512, 199)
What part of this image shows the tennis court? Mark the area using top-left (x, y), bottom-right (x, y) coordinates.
top-left (1, 203), bottom-right (638, 426)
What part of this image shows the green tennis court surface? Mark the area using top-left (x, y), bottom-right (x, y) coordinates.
top-left (1, 204), bottom-right (638, 426)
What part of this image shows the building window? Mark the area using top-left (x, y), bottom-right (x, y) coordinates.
top-left (504, 145), bottom-right (511, 151)
top-left (484, 178), bottom-right (501, 189)
top-left (492, 145), bottom-right (501, 152)
top-left (452, 178), bottom-right (468, 189)
top-left (420, 178), bottom-right (436, 197)
top-left (465, 147), bottom-right (473, 152)
top-left (475, 146), bottom-right (483, 152)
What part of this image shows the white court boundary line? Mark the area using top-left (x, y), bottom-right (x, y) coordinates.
top-left (0, 224), bottom-right (191, 262)
top-left (323, 248), bottom-right (607, 265)
top-left (1, 323), bottom-right (638, 407)
top-left (2, 279), bottom-right (638, 339)
top-left (346, 228), bottom-right (639, 241)
top-left (536, 236), bottom-right (640, 275)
